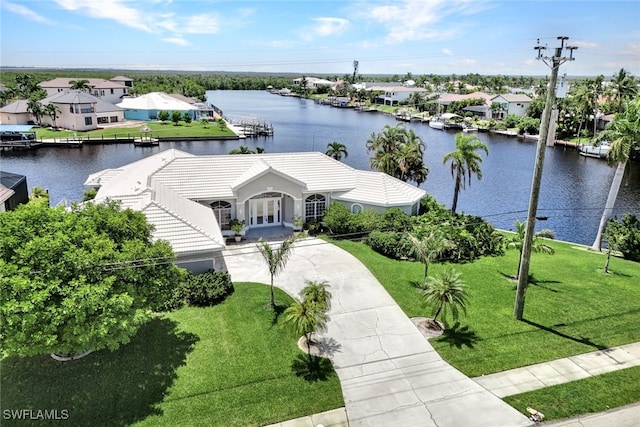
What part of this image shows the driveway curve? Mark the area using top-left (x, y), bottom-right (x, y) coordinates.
top-left (223, 238), bottom-right (532, 427)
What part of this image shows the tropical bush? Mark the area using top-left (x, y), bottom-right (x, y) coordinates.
top-left (365, 231), bottom-right (414, 259)
top-left (163, 270), bottom-right (234, 310)
top-left (607, 214), bottom-right (640, 261)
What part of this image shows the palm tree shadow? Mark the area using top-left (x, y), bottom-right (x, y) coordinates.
top-left (499, 271), bottom-right (561, 293)
top-left (269, 303), bottom-right (287, 327)
top-left (437, 322), bottom-right (479, 349)
top-left (522, 319), bottom-right (607, 350)
top-left (291, 354), bottom-right (336, 383)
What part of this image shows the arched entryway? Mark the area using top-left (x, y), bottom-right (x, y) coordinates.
top-left (249, 192), bottom-right (282, 227)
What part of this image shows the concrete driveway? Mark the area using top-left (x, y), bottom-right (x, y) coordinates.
top-left (223, 237), bottom-right (532, 427)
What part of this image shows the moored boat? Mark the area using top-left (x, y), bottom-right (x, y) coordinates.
top-left (579, 143), bottom-right (610, 159)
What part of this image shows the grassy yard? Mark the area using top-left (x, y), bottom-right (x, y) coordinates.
top-left (0, 283), bottom-right (343, 426)
top-left (35, 120), bottom-right (236, 140)
top-left (504, 366), bottom-right (640, 420)
top-left (331, 239), bottom-right (640, 377)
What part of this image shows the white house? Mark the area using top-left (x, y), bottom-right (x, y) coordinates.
top-left (490, 94), bottom-right (532, 119)
top-left (292, 77), bottom-right (335, 89)
top-left (39, 77), bottom-right (132, 104)
top-left (116, 92), bottom-right (197, 121)
top-left (85, 149), bottom-right (426, 273)
top-left (368, 85), bottom-right (428, 106)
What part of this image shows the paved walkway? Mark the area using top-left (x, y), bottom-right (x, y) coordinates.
top-left (223, 238), bottom-right (531, 427)
top-left (474, 342), bottom-right (640, 398)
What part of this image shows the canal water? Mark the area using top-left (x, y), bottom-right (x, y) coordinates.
top-left (1, 90), bottom-right (638, 246)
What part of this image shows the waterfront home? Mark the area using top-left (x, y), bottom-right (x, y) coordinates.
top-left (39, 77), bottom-right (132, 105)
top-left (0, 100), bottom-right (31, 125)
top-left (434, 92), bottom-right (494, 118)
top-left (490, 94), bottom-right (532, 119)
top-left (85, 149), bottom-right (426, 273)
top-left (116, 92), bottom-right (198, 121)
top-left (292, 76), bottom-right (335, 89)
top-left (0, 171), bottom-right (29, 212)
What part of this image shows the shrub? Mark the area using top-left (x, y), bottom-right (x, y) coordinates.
top-left (365, 231), bottom-right (414, 259)
top-left (379, 207), bottom-right (413, 231)
top-left (161, 270), bottom-right (234, 310)
top-left (608, 214), bottom-right (640, 262)
top-left (322, 202), bottom-right (352, 235)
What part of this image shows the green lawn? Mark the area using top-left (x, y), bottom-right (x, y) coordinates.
top-left (331, 239), bottom-right (640, 377)
top-left (504, 366), bottom-right (640, 420)
top-left (35, 120), bottom-right (236, 140)
top-left (0, 283), bottom-right (343, 426)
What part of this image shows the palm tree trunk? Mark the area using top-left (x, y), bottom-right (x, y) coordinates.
top-left (270, 276), bottom-right (276, 309)
top-left (423, 262), bottom-right (428, 284)
top-left (592, 161), bottom-right (626, 251)
top-left (605, 248), bottom-right (611, 273)
top-left (451, 172), bottom-right (461, 215)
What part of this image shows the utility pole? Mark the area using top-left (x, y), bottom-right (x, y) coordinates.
top-left (352, 60), bottom-right (359, 84)
top-left (514, 37), bottom-right (577, 320)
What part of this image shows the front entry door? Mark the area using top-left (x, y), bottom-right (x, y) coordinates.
top-left (250, 198), bottom-right (281, 227)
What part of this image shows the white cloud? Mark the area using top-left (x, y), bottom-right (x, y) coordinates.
top-left (301, 17), bottom-right (349, 41)
top-left (162, 37), bottom-right (190, 46)
top-left (442, 48), bottom-right (453, 55)
top-left (572, 40), bottom-right (597, 49)
top-left (183, 14), bottom-right (220, 34)
top-left (362, 0), bottom-right (489, 43)
top-left (2, 0), bottom-right (54, 24)
top-left (54, 0), bottom-right (153, 32)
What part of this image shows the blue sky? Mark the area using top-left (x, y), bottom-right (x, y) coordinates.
top-left (1, 0), bottom-right (638, 77)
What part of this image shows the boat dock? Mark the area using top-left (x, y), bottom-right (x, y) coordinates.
top-left (225, 114), bottom-right (274, 137)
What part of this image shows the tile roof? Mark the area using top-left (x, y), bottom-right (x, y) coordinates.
top-left (39, 78), bottom-right (127, 90)
top-left (492, 94), bottom-right (532, 103)
top-left (42, 90), bottom-right (99, 105)
top-left (334, 170), bottom-right (425, 206)
top-left (117, 92), bottom-right (197, 111)
top-left (0, 99), bottom-right (29, 114)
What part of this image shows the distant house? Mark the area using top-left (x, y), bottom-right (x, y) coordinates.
top-left (0, 171), bottom-right (29, 212)
top-left (39, 77), bottom-right (133, 104)
top-left (85, 149), bottom-right (426, 273)
top-left (116, 92), bottom-right (197, 121)
top-left (367, 85), bottom-right (428, 106)
top-left (293, 77), bottom-right (335, 89)
top-left (0, 91), bottom-right (124, 129)
top-left (434, 92), bottom-right (494, 118)
top-left (490, 94), bottom-right (532, 119)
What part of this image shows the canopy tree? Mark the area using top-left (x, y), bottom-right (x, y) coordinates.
top-left (442, 133), bottom-right (488, 215)
top-left (0, 201), bottom-right (184, 358)
top-left (591, 98), bottom-right (640, 251)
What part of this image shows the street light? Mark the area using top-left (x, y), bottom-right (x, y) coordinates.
top-left (513, 36), bottom-right (577, 320)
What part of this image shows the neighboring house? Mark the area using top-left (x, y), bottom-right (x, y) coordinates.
top-left (0, 100), bottom-right (31, 125)
top-left (0, 91), bottom-right (123, 129)
top-left (116, 92), bottom-right (197, 121)
top-left (369, 86), bottom-right (428, 106)
top-left (0, 171), bottom-right (29, 212)
top-left (490, 94), bottom-right (532, 119)
top-left (293, 77), bottom-right (335, 89)
top-left (434, 92), bottom-right (494, 117)
top-left (39, 77), bottom-right (132, 104)
top-left (85, 149), bottom-right (426, 273)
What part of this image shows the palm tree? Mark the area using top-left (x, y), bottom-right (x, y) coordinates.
top-left (442, 133), bottom-right (488, 215)
top-left (507, 219), bottom-right (555, 280)
top-left (591, 98), bottom-right (640, 251)
top-left (409, 230), bottom-right (452, 283)
top-left (367, 124), bottom-right (428, 186)
top-left (325, 141), bottom-right (348, 161)
top-left (418, 268), bottom-right (469, 329)
top-left (609, 69), bottom-right (637, 113)
top-left (300, 280), bottom-right (332, 311)
top-left (281, 298), bottom-right (328, 359)
top-left (256, 236), bottom-right (298, 309)
top-left (26, 99), bottom-right (45, 125)
top-left (69, 79), bottom-right (92, 92)
top-left (44, 103), bottom-right (60, 128)
top-left (229, 146), bottom-right (255, 155)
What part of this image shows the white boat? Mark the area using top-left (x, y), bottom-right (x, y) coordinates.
top-left (429, 117), bottom-right (444, 130)
top-left (579, 143), bottom-right (610, 159)
top-left (462, 126), bottom-right (478, 133)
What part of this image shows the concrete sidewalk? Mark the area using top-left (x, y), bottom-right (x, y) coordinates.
top-left (473, 342), bottom-right (640, 398)
top-left (223, 238), bottom-right (531, 427)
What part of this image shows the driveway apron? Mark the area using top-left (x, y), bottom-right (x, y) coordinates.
top-left (223, 238), bottom-right (532, 427)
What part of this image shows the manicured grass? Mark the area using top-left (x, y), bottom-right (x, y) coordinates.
top-left (0, 283), bottom-right (343, 426)
top-left (35, 120), bottom-right (236, 140)
top-left (503, 366), bottom-right (640, 420)
top-left (331, 239), bottom-right (640, 377)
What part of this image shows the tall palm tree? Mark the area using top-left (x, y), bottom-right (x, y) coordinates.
top-left (591, 98), bottom-right (640, 250)
top-left (442, 133), bottom-right (488, 215)
top-left (418, 268), bottom-right (469, 329)
top-left (256, 236), bottom-right (298, 309)
top-left (367, 124), bottom-right (428, 186)
top-left (44, 103), bottom-right (60, 128)
top-left (507, 219), bottom-right (555, 280)
top-left (69, 79), bottom-right (92, 92)
top-left (609, 69), bottom-right (637, 113)
top-left (325, 141), bottom-right (348, 161)
top-left (26, 99), bottom-right (45, 125)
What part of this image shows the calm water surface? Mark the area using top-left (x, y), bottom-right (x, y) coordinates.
top-left (2, 90), bottom-right (639, 245)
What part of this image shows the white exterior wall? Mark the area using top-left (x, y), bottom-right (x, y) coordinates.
top-left (0, 112), bottom-right (30, 125)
